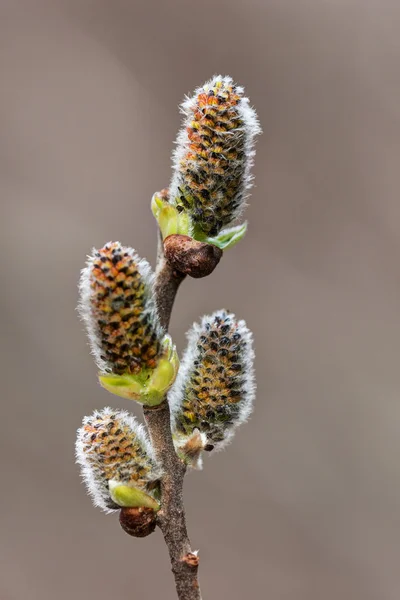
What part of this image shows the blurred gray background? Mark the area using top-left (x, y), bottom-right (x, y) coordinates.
top-left (1, 1), bottom-right (400, 599)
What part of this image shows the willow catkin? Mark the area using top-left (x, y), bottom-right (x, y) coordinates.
top-left (170, 75), bottom-right (261, 237)
top-left (170, 310), bottom-right (255, 454)
top-left (79, 242), bottom-right (164, 375)
top-left (76, 408), bottom-right (162, 512)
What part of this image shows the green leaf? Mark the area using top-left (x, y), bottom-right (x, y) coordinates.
top-left (150, 192), bottom-right (166, 218)
top-left (109, 481), bottom-right (160, 510)
top-left (177, 211), bottom-right (190, 236)
top-left (205, 222), bottom-right (248, 250)
top-left (151, 192), bottom-right (191, 238)
top-left (98, 335), bottom-right (179, 406)
top-left (98, 373), bottom-right (144, 401)
top-left (158, 205), bottom-right (179, 239)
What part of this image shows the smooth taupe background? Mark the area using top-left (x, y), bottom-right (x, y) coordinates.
top-left (1, 1), bottom-right (400, 599)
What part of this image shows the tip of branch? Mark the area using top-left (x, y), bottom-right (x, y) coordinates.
top-left (164, 235), bottom-right (223, 278)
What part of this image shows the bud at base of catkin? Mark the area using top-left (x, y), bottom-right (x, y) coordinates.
top-left (151, 190), bottom-right (247, 251)
top-left (109, 480), bottom-right (160, 510)
top-left (173, 429), bottom-right (208, 470)
top-left (99, 334), bottom-right (179, 405)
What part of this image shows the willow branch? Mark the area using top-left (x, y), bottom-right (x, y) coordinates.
top-left (153, 250), bottom-right (185, 331)
top-left (143, 401), bottom-right (200, 600)
top-left (143, 237), bottom-right (201, 600)
top-left (144, 231), bottom-right (222, 598)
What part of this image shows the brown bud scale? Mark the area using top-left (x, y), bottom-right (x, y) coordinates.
top-left (119, 507), bottom-right (157, 537)
top-left (164, 235), bottom-right (222, 278)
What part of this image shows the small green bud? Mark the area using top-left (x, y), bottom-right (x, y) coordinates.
top-left (76, 408), bottom-right (162, 512)
top-left (99, 335), bottom-right (179, 405)
top-left (109, 481), bottom-right (160, 511)
top-left (151, 191), bottom-right (190, 239)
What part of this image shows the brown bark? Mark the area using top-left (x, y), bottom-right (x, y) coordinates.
top-left (144, 402), bottom-right (201, 600)
top-left (153, 252), bottom-right (185, 330)
top-left (143, 237), bottom-right (202, 600)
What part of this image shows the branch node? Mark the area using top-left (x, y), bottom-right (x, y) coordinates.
top-left (143, 399), bottom-right (169, 414)
top-left (181, 552), bottom-right (200, 569)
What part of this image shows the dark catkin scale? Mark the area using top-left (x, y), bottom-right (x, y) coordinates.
top-left (175, 311), bottom-right (248, 444)
top-left (80, 411), bottom-right (156, 508)
top-left (89, 242), bottom-right (161, 374)
top-left (176, 79), bottom-right (247, 236)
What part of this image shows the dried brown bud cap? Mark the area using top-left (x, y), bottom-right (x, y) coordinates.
top-left (119, 506), bottom-right (157, 538)
top-left (181, 552), bottom-right (200, 569)
top-left (164, 234), bottom-right (222, 278)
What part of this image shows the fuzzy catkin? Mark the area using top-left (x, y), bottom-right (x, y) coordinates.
top-left (170, 310), bottom-right (255, 452)
top-left (76, 408), bottom-right (162, 512)
top-left (170, 75), bottom-right (261, 237)
top-left (79, 242), bottom-right (164, 375)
